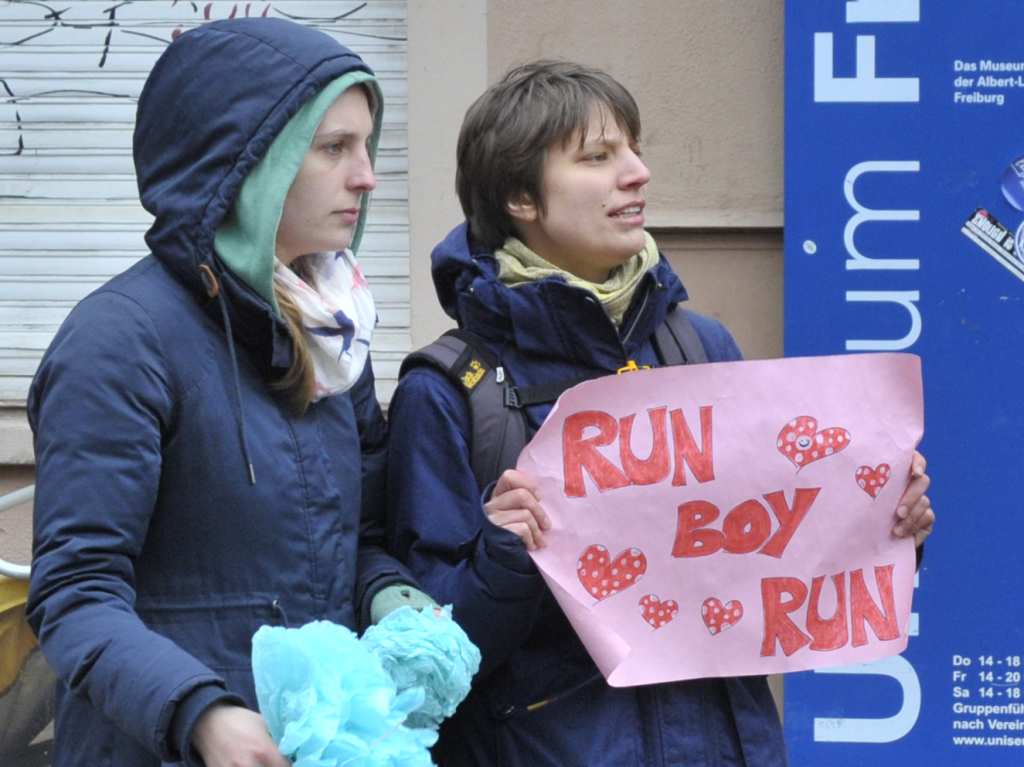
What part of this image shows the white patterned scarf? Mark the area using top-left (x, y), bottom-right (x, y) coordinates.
top-left (273, 250), bottom-right (376, 401)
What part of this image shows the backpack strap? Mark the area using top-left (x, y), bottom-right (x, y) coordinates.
top-left (501, 372), bottom-right (604, 409)
top-left (400, 329), bottom-right (529, 493)
top-left (653, 306), bottom-right (709, 365)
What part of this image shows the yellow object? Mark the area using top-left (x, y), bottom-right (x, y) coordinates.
top-left (0, 575), bottom-right (29, 615)
top-left (459, 359), bottom-right (487, 390)
top-left (617, 360), bottom-right (651, 374)
top-left (0, 576), bottom-right (35, 693)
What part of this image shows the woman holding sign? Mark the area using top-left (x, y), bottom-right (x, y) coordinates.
top-left (387, 61), bottom-right (934, 766)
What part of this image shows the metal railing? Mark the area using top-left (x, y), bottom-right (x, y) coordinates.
top-left (0, 484), bottom-right (33, 580)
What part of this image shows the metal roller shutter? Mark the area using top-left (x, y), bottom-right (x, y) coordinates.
top-left (0, 0), bottom-right (410, 405)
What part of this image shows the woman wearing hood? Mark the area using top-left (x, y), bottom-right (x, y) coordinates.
top-left (26, 18), bottom-right (431, 767)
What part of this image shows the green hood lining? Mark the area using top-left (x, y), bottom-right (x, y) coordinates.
top-left (213, 71), bottom-right (382, 312)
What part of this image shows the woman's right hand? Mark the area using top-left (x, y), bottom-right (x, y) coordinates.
top-left (484, 469), bottom-right (551, 550)
top-left (191, 703), bottom-right (291, 767)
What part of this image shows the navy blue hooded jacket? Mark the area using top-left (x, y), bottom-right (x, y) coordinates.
top-left (26, 19), bottom-right (416, 767)
top-left (387, 223), bottom-right (788, 766)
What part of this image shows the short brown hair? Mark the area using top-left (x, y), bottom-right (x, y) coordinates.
top-left (456, 60), bottom-right (642, 250)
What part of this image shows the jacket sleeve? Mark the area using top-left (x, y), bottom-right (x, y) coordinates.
top-left (386, 366), bottom-right (546, 678)
top-left (25, 291), bottom-right (238, 764)
top-left (348, 357), bottom-right (423, 630)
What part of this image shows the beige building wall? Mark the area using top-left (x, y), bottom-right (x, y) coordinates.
top-left (487, 1), bottom-right (785, 231)
top-left (407, 0), bottom-right (489, 348)
top-left (0, 418), bottom-right (34, 571)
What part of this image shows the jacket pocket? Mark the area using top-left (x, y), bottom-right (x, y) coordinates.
top-left (134, 593), bottom-right (281, 706)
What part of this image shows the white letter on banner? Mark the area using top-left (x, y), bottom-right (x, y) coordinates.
top-left (845, 291), bottom-right (921, 350)
top-left (813, 656), bottom-right (921, 742)
top-left (814, 34), bottom-right (919, 102)
top-left (846, 0), bottom-right (920, 23)
top-left (845, 161), bottom-right (920, 270)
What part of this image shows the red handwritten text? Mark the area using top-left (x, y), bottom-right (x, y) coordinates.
top-left (760, 565), bottom-right (900, 657)
top-left (672, 488), bottom-right (821, 560)
top-left (563, 406), bottom-right (714, 498)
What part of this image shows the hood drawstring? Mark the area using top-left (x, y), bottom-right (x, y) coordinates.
top-left (198, 264), bottom-right (257, 485)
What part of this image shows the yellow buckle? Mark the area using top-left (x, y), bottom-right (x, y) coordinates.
top-left (617, 360), bottom-right (650, 374)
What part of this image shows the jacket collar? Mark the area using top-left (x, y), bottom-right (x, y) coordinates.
top-left (431, 223), bottom-right (690, 368)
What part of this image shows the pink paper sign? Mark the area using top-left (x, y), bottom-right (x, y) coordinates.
top-left (518, 353), bottom-right (923, 687)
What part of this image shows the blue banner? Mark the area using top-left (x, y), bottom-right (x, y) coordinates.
top-left (784, 2), bottom-right (1024, 764)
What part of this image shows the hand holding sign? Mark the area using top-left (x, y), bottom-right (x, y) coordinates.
top-left (484, 469), bottom-right (550, 551)
top-left (893, 452), bottom-right (933, 545)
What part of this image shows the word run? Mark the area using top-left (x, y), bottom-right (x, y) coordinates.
top-left (760, 565), bottom-right (900, 656)
top-left (561, 406), bottom-right (713, 498)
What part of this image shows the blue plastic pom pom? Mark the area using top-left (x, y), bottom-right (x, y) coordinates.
top-left (360, 605), bottom-right (481, 730)
top-left (252, 621), bottom-right (437, 767)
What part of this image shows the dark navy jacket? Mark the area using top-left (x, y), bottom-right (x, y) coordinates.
top-left (387, 223), bottom-right (788, 766)
top-left (26, 20), bottom-right (415, 767)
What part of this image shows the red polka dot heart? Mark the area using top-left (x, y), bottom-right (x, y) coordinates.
top-left (856, 463), bottom-right (891, 498)
top-left (639, 594), bottom-right (679, 629)
top-left (702, 597), bottom-right (744, 635)
top-left (777, 415), bottom-right (850, 469)
top-left (577, 544), bottom-right (647, 601)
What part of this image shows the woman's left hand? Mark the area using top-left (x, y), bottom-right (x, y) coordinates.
top-left (892, 450), bottom-right (934, 547)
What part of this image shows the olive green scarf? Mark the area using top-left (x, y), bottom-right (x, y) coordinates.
top-left (495, 231), bottom-right (660, 326)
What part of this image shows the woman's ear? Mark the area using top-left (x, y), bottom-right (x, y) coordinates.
top-left (506, 194), bottom-right (539, 224)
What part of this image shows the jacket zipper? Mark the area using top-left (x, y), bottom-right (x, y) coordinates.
top-left (620, 281), bottom-right (658, 351)
top-left (495, 670), bottom-right (604, 721)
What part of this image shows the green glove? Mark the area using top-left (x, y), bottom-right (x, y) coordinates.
top-left (370, 584), bottom-right (439, 624)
